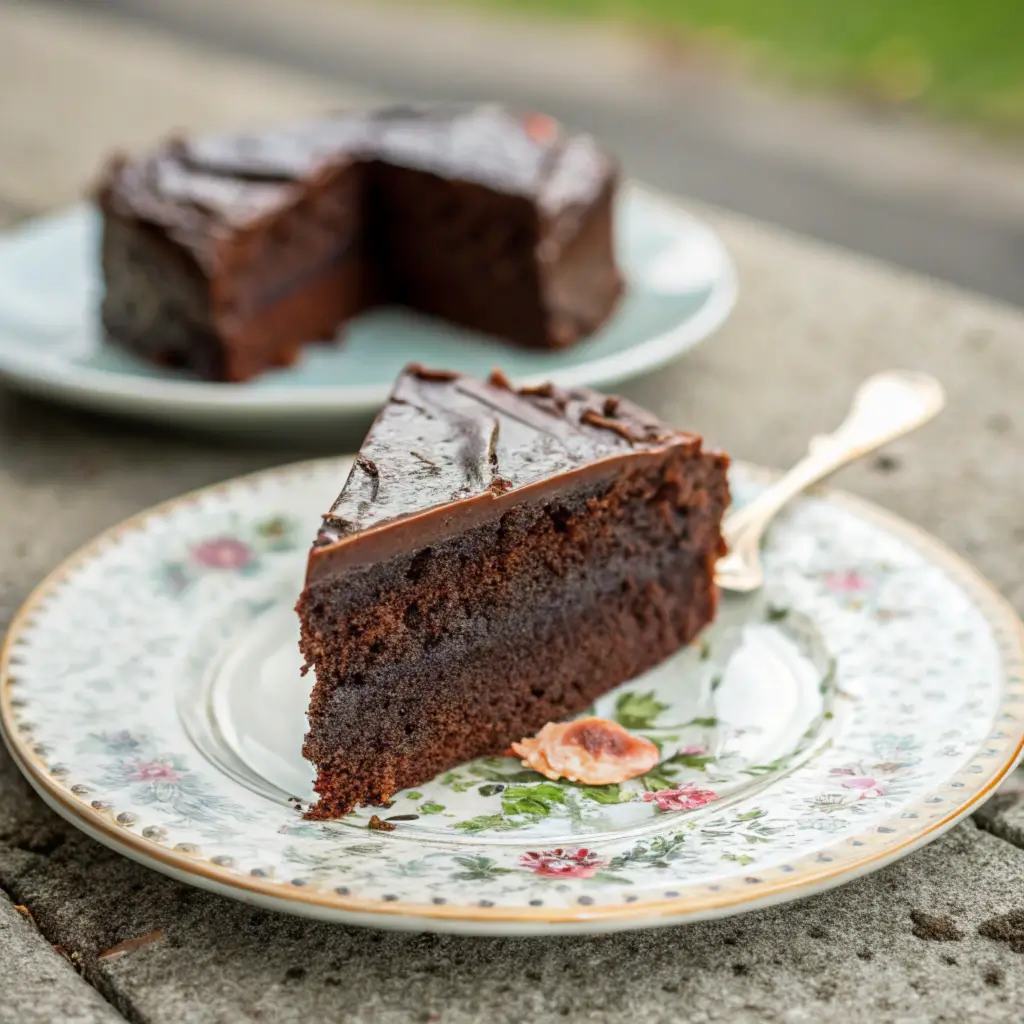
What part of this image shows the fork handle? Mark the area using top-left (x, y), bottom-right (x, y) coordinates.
top-left (718, 370), bottom-right (945, 592)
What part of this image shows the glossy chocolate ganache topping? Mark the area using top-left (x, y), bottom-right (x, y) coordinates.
top-left (307, 365), bottom-right (704, 579)
top-left (98, 105), bottom-right (614, 266)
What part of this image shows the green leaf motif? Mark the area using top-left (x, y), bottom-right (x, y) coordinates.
top-left (340, 843), bottom-right (383, 857)
top-left (608, 832), bottom-right (690, 870)
top-left (419, 801), bottom-right (445, 815)
top-left (615, 690), bottom-right (669, 730)
top-left (592, 871), bottom-right (634, 885)
top-left (466, 764), bottom-right (546, 784)
top-left (507, 770), bottom-right (551, 783)
top-left (683, 716), bottom-right (718, 729)
top-left (640, 771), bottom-right (677, 793)
top-left (820, 659), bottom-right (838, 695)
top-left (501, 782), bottom-right (566, 818)
top-left (440, 771), bottom-right (475, 793)
top-left (477, 783), bottom-right (505, 797)
top-left (453, 814), bottom-right (521, 833)
top-left (452, 781), bottom-right (574, 833)
top-left (570, 782), bottom-right (627, 805)
top-left (668, 753), bottom-right (716, 772)
top-left (493, 769), bottom-right (547, 784)
top-left (451, 855), bottom-right (513, 881)
top-left (256, 514), bottom-right (292, 538)
top-left (722, 852), bottom-right (755, 866)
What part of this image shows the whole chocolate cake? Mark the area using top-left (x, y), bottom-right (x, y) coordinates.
top-left (96, 105), bottom-right (623, 382)
top-left (296, 365), bottom-right (730, 819)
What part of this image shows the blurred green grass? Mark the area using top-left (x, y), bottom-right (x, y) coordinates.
top-left (454, 0), bottom-right (1024, 130)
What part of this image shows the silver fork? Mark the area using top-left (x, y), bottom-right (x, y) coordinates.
top-left (715, 370), bottom-right (946, 593)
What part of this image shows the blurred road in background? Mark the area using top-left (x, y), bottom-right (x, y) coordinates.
top-left (39, 0), bottom-right (1024, 307)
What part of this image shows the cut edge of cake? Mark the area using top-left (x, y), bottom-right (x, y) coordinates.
top-left (95, 105), bottom-right (624, 382)
top-left (296, 364), bottom-right (729, 819)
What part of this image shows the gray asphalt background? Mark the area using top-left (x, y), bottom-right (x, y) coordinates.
top-left (46, 0), bottom-right (1024, 309)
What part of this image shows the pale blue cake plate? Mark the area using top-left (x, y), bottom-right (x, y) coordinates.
top-left (0, 182), bottom-right (736, 436)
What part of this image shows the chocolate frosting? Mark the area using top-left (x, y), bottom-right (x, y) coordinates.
top-left (96, 105), bottom-right (617, 271)
top-left (306, 366), bottom-right (702, 580)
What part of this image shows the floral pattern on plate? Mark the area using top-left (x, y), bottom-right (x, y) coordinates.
top-left (2, 458), bottom-right (1022, 933)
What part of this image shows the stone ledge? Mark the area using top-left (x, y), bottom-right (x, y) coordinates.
top-left (974, 770), bottom-right (1024, 849)
top-left (0, 890), bottom-right (124, 1024)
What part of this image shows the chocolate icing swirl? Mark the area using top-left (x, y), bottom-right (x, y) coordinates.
top-left (307, 365), bottom-right (702, 579)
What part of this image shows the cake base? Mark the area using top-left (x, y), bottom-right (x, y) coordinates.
top-left (298, 449), bottom-right (727, 819)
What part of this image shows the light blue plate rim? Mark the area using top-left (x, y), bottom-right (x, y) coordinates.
top-left (0, 182), bottom-right (736, 426)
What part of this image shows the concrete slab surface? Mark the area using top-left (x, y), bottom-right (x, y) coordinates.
top-left (1, 2), bottom-right (1023, 1021)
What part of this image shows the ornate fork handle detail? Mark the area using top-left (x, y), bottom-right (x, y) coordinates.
top-left (716, 370), bottom-right (946, 593)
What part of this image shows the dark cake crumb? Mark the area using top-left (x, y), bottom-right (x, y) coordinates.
top-left (355, 455), bottom-right (379, 478)
top-left (910, 909), bottom-right (964, 942)
top-left (367, 816), bottom-right (396, 832)
top-left (580, 408), bottom-right (645, 443)
top-left (978, 909), bottom-right (1024, 953)
top-left (408, 364), bottom-right (460, 382)
top-left (354, 456), bottom-right (380, 502)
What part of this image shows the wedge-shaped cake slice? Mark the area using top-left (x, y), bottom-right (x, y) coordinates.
top-left (296, 365), bottom-right (730, 818)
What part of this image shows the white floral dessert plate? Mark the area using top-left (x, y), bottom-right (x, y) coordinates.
top-left (2, 459), bottom-right (1022, 936)
top-left (0, 183), bottom-right (734, 436)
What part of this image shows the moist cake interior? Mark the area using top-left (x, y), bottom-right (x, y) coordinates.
top-left (296, 366), bottom-right (729, 819)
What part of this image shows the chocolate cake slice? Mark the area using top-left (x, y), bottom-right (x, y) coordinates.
top-left (97, 119), bottom-right (376, 383)
top-left (96, 105), bottom-right (623, 382)
top-left (296, 365), bottom-right (730, 819)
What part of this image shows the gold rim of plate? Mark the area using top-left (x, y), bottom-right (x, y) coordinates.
top-left (2, 458), bottom-right (1022, 928)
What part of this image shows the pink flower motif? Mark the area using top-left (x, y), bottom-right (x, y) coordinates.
top-left (841, 776), bottom-right (887, 800)
top-left (824, 570), bottom-right (868, 594)
top-left (641, 783), bottom-right (718, 812)
top-left (520, 848), bottom-right (605, 878)
top-left (190, 537), bottom-right (252, 570)
top-left (128, 761), bottom-right (182, 784)
top-left (679, 745), bottom-right (709, 757)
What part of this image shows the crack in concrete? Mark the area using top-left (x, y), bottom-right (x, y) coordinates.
top-left (973, 796), bottom-right (1024, 849)
top-left (0, 868), bottom-right (134, 1024)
